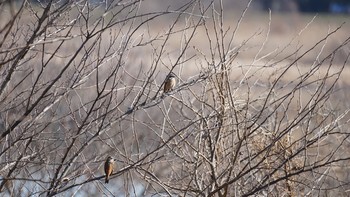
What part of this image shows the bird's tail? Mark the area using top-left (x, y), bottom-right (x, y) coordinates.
top-left (105, 176), bottom-right (109, 184)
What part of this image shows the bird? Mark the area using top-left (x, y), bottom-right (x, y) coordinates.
top-left (104, 156), bottom-right (115, 184)
top-left (163, 73), bottom-right (176, 94)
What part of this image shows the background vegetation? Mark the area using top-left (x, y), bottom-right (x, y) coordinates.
top-left (0, 0), bottom-right (350, 196)
top-left (260, 0), bottom-right (350, 13)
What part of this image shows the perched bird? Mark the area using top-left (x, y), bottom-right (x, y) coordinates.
top-left (104, 156), bottom-right (115, 184)
top-left (163, 73), bottom-right (176, 93)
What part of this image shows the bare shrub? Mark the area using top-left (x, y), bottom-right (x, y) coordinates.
top-left (0, 0), bottom-right (349, 196)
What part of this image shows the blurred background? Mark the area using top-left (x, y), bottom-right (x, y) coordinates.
top-left (259, 0), bottom-right (350, 13)
top-left (14, 0), bottom-right (350, 13)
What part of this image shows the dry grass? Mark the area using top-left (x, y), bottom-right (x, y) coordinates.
top-left (127, 10), bottom-right (350, 78)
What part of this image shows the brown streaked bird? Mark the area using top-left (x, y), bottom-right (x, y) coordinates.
top-left (163, 73), bottom-right (176, 93)
top-left (104, 156), bottom-right (115, 184)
